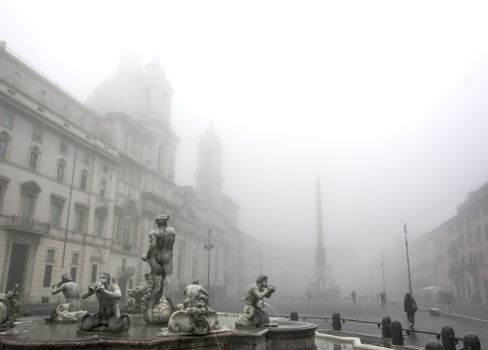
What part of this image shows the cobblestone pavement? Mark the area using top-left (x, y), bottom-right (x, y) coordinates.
top-left (212, 296), bottom-right (488, 349)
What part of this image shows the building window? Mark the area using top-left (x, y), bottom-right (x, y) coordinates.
top-left (46, 249), bottom-right (55, 263)
top-left (95, 206), bottom-right (107, 237)
top-left (19, 181), bottom-right (41, 220)
top-left (0, 176), bottom-right (9, 214)
top-left (32, 127), bottom-right (43, 143)
top-left (50, 201), bottom-right (63, 227)
top-left (99, 178), bottom-right (106, 197)
top-left (49, 194), bottom-right (65, 228)
top-left (0, 131), bottom-right (11, 159)
top-left (56, 159), bottom-right (67, 182)
top-left (60, 142), bottom-right (68, 155)
top-left (74, 204), bottom-right (88, 233)
top-left (28, 146), bottom-right (41, 171)
top-left (43, 265), bottom-right (53, 287)
top-left (91, 264), bottom-right (98, 283)
top-left (82, 153), bottom-right (89, 165)
top-left (71, 253), bottom-right (79, 265)
top-left (80, 170), bottom-right (88, 191)
top-left (20, 192), bottom-right (35, 220)
top-left (70, 267), bottom-right (77, 282)
top-left (0, 110), bottom-right (14, 129)
top-left (115, 203), bottom-right (138, 247)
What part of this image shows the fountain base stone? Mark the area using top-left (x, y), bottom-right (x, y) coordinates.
top-left (0, 315), bottom-right (317, 350)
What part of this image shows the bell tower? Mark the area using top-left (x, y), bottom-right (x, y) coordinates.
top-left (196, 123), bottom-right (223, 205)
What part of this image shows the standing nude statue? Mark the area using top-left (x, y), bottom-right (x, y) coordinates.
top-left (140, 214), bottom-right (176, 324)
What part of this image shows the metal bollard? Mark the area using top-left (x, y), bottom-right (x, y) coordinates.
top-left (441, 326), bottom-right (456, 350)
top-left (381, 316), bottom-right (392, 338)
top-left (391, 320), bottom-right (404, 346)
top-left (332, 313), bottom-right (341, 331)
top-left (463, 333), bottom-right (481, 350)
top-left (425, 342), bottom-right (443, 350)
top-left (290, 311), bottom-right (298, 321)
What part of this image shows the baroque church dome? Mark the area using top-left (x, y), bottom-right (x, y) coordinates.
top-left (86, 50), bottom-right (172, 121)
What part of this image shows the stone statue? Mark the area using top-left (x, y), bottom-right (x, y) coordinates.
top-left (0, 285), bottom-right (22, 332)
top-left (122, 285), bottom-right (145, 314)
top-left (236, 274), bottom-right (276, 328)
top-left (141, 214), bottom-right (176, 324)
top-left (167, 280), bottom-right (220, 335)
top-left (79, 272), bottom-right (130, 332)
top-left (49, 273), bottom-right (86, 322)
top-left (183, 279), bottom-right (209, 308)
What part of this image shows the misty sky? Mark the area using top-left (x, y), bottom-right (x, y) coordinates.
top-left (3, 1), bottom-right (488, 292)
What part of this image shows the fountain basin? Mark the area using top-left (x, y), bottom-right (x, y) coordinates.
top-left (0, 313), bottom-right (317, 350)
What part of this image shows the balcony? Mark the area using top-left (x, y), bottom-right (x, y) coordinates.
top-left (0, 215), bottom-right (49, 235)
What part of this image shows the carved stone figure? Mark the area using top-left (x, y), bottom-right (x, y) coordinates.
top-left (236, 274), bottom-right (276, 328)
top-left (183, 279), bottom-right (209, 308)
top-left (122, 285), bottom-right (145, 314)
top-left (0, 285), bottom-right (22, 332)
top-left (49, 273), bottom-right (86, 322)
top-left (141, 214), bottom-right (176, 324)
top-left (79, 272), bottom-right (130, 332)
top-left (167, 280), bottom-right (220, 335)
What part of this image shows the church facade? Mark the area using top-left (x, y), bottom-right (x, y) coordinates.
top-left (0, 42), bottom-right (254, 304)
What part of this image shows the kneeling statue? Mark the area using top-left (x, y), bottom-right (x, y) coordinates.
top-left (49, 273), bottom-right (86, 322)
top-left (79, 272), bottom-right (130, 332)
top-left (236, 274), bottom-right (276, 328)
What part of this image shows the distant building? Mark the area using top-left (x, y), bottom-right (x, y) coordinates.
top-left (411, 182), bottom-right (488, 304)
top-left (0, 42), bottom-right (257, 304)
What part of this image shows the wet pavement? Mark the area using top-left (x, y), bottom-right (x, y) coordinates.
top-left (212, 296), bottom-right (488, 348)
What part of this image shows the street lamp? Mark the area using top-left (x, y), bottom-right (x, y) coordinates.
top-left (381, 250), bottom-right (386, 295)
top-left (204, 228), bottom-right (214, 295)
top-left (404, 223), bottom-right (413, 295)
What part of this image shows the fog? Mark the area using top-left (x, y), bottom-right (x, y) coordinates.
top-left (3, 0), bottom-right (488, 298)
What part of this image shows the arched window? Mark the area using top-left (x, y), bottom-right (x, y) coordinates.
top-left (99, 178), bottom-right (107, 197)
top-left (56, 159), bottom-right (67, 182)
top-left (0, 131), bottom-right (11, 159)
top-left (28, 146), bottom-right (41, 172)
top-left (80, 170), bottom-right (88, 191)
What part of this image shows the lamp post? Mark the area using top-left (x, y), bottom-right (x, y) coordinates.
top-left (404, 223), bottom-right (413, 295)
top-left (204, 228), bottom-right (214, 295)
top-left (381, 250), bottom-right (386, 295)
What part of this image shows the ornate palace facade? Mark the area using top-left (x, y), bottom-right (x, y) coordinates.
top-left (0, 42), bottom-right (255, 304)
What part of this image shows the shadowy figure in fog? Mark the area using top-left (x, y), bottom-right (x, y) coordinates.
top-left (380, 292), bottom-right (386, 308)
top-left (404, 293), bottom-right (417, 327)
top-left (351, 290), bottom-right (356, 304)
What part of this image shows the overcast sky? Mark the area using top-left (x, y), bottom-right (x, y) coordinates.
top-left (2, 1), bottom-right (488, 292)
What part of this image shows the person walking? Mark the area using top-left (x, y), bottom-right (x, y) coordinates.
top-left (351, 290), bottom-right (356, 304)
top-left (380, 292), bottom-right (386, 308)
top-left (404, 293), bottom-right (417, 327)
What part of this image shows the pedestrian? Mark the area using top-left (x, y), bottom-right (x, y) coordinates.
top-left (351, 290), bottom-right (356, 304)
top-left (380, 292), bottom-right (386, 308)
top-left (404, 293), bottom-right (417, 327)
